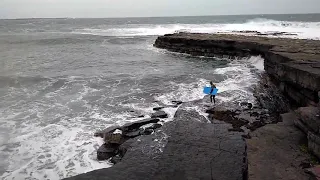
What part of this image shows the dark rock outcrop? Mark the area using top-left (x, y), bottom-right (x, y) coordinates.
top-left (154, 33), bottom-right (320, 107)
top-left (65, 110), bottom-right (247, 180)
top-left (97, 143), bottom-right (119, 161)
top-left (95, 118), bottom-right (163, 164)
top-left (151, 111), bottom-right (168, 119)
top-left (121, 118), bottom-right (160, 133)
top-left (153, 107), bottom-right (164, 111)
top-left (94, 125), bottom-right (121, 138)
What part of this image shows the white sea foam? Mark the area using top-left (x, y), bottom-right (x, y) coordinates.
top-left (154, 79), bottom-right (208, 105)
top-left (72, 18), bottom-right (320, 39)
top-left (214, 56), bottom-right (264, 104)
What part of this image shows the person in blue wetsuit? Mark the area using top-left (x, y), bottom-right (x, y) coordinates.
top-left (210, 81), bottom-right (216, 104)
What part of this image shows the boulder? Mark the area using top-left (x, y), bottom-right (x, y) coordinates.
top-left (151, 111), bottom-right (168, 119)
top-left (141, 129), bottom-right (154, 135)
top-left (172, 100), bottom-right (183, 105)
top-left (97, 143), bottom-right (119, 160)
top-left (206, 107), bottom-right (249, 129)
top-left (122, 118), bottom-right (160, 132)
top-left (104, 133), bottom-right (124, 144)
top-left (153, 107), bottom-right (164, 111)
top-left (153, 106), bottom-right (164, 111)
top-left (124, 130), bottom-right (140, 138)
top-left (246, 121), bottom-right (265, 131)
top-left (149, 123), bottom-right (162, 130)
top-left (239, 102), bottom-right (253, 109)
top-left (110, 155), bottom-right (122, 164)
top-left (118, 138), bottom-right (137, 157)
top-left (94, 125), bottom-right (121, 138)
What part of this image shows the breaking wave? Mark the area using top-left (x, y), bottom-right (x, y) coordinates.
top-left (72, 18), bottom-right (320, 39)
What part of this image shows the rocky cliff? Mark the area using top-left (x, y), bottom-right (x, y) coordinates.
top-left (154, 32), bottom-right (320, 106)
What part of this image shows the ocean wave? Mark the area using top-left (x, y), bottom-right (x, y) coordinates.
top-left (72, 18), bottom-right (320, 39)
top-left (245, 18), bottom-right (320, 28)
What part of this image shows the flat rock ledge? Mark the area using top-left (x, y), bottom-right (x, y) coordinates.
top-left (65, 109), bottom-right (247, 180)
top-left (154, 32), bottom-right (320, 106)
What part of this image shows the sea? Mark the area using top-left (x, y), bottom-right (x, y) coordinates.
top-left (0, 13), bottom-right (320, 180)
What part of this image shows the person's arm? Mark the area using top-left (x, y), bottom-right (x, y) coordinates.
top-left (210, 85), bottom-right (216, 94)
top-left (210, 86), bottom-right (214, 94)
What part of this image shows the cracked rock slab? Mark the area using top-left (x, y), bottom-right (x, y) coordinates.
top-left (65, 110), bottom-right (247, 180)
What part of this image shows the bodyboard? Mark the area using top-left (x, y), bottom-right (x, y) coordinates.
top-left (203, 87), bottom-right (218, 95)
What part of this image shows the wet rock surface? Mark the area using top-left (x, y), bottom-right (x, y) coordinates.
top-left (204, 73), bottom-right (290, 134)
top-left (65, 109), bottom-right (247, 180)
top-left (151, 111), bottom-right (168, 119)
top-left (94, 117), bottom-right (163, 163)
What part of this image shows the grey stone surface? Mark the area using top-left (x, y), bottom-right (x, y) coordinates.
top-left (103, 133), bottom-right (124, 144)
top-left (247, 112), bottom-right (311, 180)
top-left (121, 118), bottom-right (160, 132)
top-left (97, 143), bottom-right (119, 161)
top-left (65, 110), bottom-right (247, 180)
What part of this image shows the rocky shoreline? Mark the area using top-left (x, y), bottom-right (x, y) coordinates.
top-left (66, 33), bottom-right (320, 180)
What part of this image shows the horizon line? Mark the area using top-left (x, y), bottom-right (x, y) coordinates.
top-left (1, 12), bottom-right (320, 20)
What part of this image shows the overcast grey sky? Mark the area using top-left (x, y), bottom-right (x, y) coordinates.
top-left (1, 0), bottom-right (319, 19)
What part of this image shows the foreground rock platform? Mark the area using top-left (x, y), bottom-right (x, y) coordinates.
top-left (247, 112), bottom-right (311, 180)
top-left (65, 110), bottom-right (247, 180)
top-left (154, 33), bottom-right (320, 106)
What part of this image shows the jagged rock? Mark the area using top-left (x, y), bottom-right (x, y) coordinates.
top-left (118, 138), bottom-right (137, 157)
top-left (151, 111), bottom-right (168, 119)
top-left (240, 102), bottom-right (253, 109)
top-left (166, 104), bottom-right (179, 108)
top-left (65, 105), bottom-right (247, 180)
top-left (94, 125), bottom-right (121, 138)
top-left (206, 107), bottom-right (249, 129)
top-left (104, 133), bottom-right (124, 144)
top-left (124, 131), bottom-right (140, 138)
top-left (141, 129), bottom-right (154, 135)
top-left (122, 118), bottom-right (160, 132)
top-left (97, 143), bottom-right (119, 160)
top-left (153, 107), bottom-right (164, 111)
top-left (172, 100), bottom-right (183, 105)
top-left (149, 123), bottom-right (162, 130)
top-left (110, 155), bottom-right (122, 164)
top-left (246, 121), bottom-right (265, 131)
